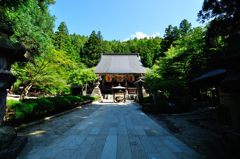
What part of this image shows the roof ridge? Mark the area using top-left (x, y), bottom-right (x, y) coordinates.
top-left (102, 53), bottom-right (139, 56)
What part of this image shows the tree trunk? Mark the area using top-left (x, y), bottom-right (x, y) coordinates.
top-left (20, 84), bottom-right (32, 100)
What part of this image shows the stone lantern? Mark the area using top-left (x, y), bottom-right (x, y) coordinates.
top-left (0, 23), bottom-right (26, 124)
top-left (219, 31), bottom-right (240, 132)
top-left (91, 81), bottom-right (103, 102)
top-left (0, 22), bottom-right (26, 158)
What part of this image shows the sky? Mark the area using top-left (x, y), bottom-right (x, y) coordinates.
top-left (49, 0), bottom-right (204, 41)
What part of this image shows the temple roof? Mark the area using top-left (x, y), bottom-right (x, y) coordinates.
top-left (95, 54), bottom-right (147, 74)
top-left (191, 69), bottom-right (227, 87)
top-left (192, 69), bottom-right (226, 82)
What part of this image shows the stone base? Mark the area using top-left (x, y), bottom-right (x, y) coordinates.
top-left (0, 136), bottom-right (27, 159)
top-left (91, 86), bottom-right (103, 102)
top-left (0, 126), bottom-right (16, 150)
top-left (0, 126), bottom-right (27, 159)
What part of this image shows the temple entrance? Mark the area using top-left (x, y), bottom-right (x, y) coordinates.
top-left (94, 54), bottom-right (146, 102)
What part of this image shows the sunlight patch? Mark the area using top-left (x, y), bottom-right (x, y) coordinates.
top-left (29, 130), bottom-right (46, 136)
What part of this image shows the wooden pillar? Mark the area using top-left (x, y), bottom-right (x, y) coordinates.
top-left (112, 89), bottom-right (115, 103)
top-left (125, 75), bottom-right (128, 99)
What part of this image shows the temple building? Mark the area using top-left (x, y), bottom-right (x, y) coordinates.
top-left (94, 53), bottom-right (147, 101)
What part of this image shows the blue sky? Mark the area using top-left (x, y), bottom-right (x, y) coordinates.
top-left (49, 0), bottom-right (204, 41)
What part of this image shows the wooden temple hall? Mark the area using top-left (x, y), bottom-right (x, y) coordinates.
top-left (94, 53), bottom-right (147, 102)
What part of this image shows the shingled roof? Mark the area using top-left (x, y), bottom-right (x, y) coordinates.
top-left (94, 54), bottom-right (147, 74)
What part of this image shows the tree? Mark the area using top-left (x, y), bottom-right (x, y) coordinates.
top-left (5, 0), bottom-right (55, 56)
top-left (165, 27), bottom-right (207, 80)
top-left (57, 22), bottom-right (69, 35)
top-left (54, 22), bottom-right (70, 51)
top-left (5, 0), bottom-right (56, 99)
top-left (12, 48), bottom-right (82, 99)
top-left (198, 0), bottom-right (240, 27)
top-left (160, 25), bottom-right (180, 54)
top-left (68, 68), bottom-right (97, 93)
top-left (137, 38), bottom-right (161, 67)
top-left (68, 34), bottom-right (87, 63)
top-left (179, 19), bottom-right (192, 37)
top-left (0, 0), bottom-right (26, 22)
top-left (80, 31), bottom-right (105, 67)
top-left (198, 0), bottom-right (240, 48)
top-left (145, 26), bottom-right (207, 105)
top-left (198, 0), bottom-right (240, 71)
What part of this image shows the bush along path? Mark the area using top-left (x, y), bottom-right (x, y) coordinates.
top-left (4, 95), bottom-right (96, 127)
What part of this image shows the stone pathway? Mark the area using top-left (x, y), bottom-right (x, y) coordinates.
top-left (18, 102), bottom-right (204, 159)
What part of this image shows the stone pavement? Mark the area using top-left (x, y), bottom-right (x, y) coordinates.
top-left (18, 102), bottom-right (204, 159)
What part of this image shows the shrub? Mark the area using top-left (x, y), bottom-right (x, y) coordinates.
top-left (6, 99), bottom-right (21, 108)
top-left (6, 95), bottom-right (93, 125)
top-left (7, 101), bottom-right (37, 120)
top-left (143, 96), bottom-right (152, 104)
top-left (15, 111), bottom-right (25, 119)
top-left (91, 96), bottom-right (100, 101)
top-left (33, 98), bottom-right (54, 114)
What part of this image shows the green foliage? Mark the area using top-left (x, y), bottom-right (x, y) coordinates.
top-left (91, 96), bottom-right (100, 101)
top-left (6, 95), bottom-right (94, 124)
top-left (8, 102), bottom-right (37, 119)
top-left (80, 31), bottom-right (106, 67)
top-left (198, 0), bottom-right (240, 49)
top-left (6, 99), bottom-right (21, 108)
top-left (161, 25), bottom-right (180, 53)
top-left (145, 25), bottom-right (207, 109)
top-left (54, 22), bottom-right (70, 51)
top-left (0, 0), bottom-right (26, 22)
top-left (179, 19), bottom-right (192, 37)
top-left (5, 0), bottom-right (54, 54)
top-left (68, 68), bottom-right (97, 87)
top-left (198, 0), bottom-right (240, 70)
top-left (68, 34), bottom-right (88, 62)
top-left (136, 38), bottom-right (161, 67)
top-left (166, 27), bottom-right (207, 80)
top-left (103, 37), bottom-right (162, 67)
top-left (3, 0), bottom-right (59, 98)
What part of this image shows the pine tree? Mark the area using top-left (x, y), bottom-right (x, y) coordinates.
top-left (80, 30), bottom-right (104, 67)
top-left (54, 21), bottom-right (70, 50)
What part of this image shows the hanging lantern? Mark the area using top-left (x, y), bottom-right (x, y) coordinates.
top-left (128, 75), bottom-right (135, 82)
top-left (105, 74), bottom-right (112, 82)
top-left (97, 75), bottom-right (102, 81)
top-left (116, 75), bottom-right (124, 82)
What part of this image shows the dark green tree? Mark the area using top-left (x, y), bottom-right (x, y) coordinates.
top-left (5, 0), bottom-right (55, 55)
top-left (68, 34), bottom-right (87, 62)
top-left (57, 21), bottom-right (69, 34)
top-left (179, 19), bottom-right (192, 37)
top-left (80, 30), bottom-right (105, 67)
top-left (160, 25), bottom-right (180, 54)
top-left (5, 0), bottom-right (55, 99)
top-left (145, 26), bottom-right (207, 105)
top-left (54, 22), bottom-right (70, 50)
top-left (198, 0), bottom-right (240, 48)
top-left (198, 0), bottom-right (240, 70)
top-left (0, 0), bottom-right (27, 22)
